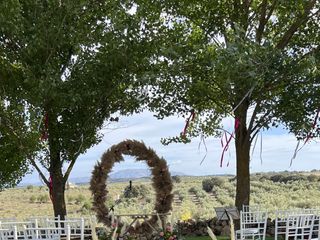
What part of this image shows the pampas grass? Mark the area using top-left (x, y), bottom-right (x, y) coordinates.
top-left (111, 226), bottom-right (118, 240)
top-left (227, 213), bottom-right (235, 240)
top-left (207, 226), bottom-right (217, 240)
top-left (90, 140), bottom-right (174, 234)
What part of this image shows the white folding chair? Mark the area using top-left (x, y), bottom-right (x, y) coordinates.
top-left (236, 211), bottom-right (268, 240)
top-left (286, 214), bottom-right (315, 240)
top-left (0, 228), bottom-right (13, 240)
top-left (23, 226), bottom-right (61, 240)
top-left (243, 205), bottom-right (261, 213)
top-left (275, 208), bottom-right (320, 240)
top-left (65, 216), bottom-right (97, 240)
top-left (0, 221), bottom-right (35, 240)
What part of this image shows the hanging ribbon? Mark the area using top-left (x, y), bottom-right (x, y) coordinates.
top-left (49, 175), bottom-right (53, 203)
top-left (290, 108), bottom-right (319, 166)
top-left (181, 110), bottom-right (195, 137)
top-left (220, 118), bottom-right (240, 167)
top-left (41, 112), bottom-right (49, 140)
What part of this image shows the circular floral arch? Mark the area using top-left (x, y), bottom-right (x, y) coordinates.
top-left (90, 140), bottom-right (174, 230)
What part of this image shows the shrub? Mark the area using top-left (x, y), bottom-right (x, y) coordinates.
top-left (26, 185), bottom-right (34, 190)
top-left (202, 179), bottom-right (214, 192)
top-left (307, 175), bottom-right (319, 182)
top-left (172, 176), bottom-right (181, 183)
top-left (67, 195), bottom-right (75, 203)
top-left (29, 195), bottom-right (36, 203)
top-left (75, 194), bottom-right (86, 204)
top-left (38, 194), bottom-right (49, 203)
top-left (123, 184), bottom-right (150, 198)
top-left (202, 177), bottom-right (225, 192)
top-left (80, 200), bottom-right (92, 214)
top-left (188, 187), bottom-right (198, 194)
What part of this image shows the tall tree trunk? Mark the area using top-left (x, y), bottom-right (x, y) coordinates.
top-left (234, 102), bottom-right (251, 211)
top-left (51, 167), bottom-right (67, 219)
top-left (235, 135), bottom-right (250, 211)
top-left (234, 101), bottom-right (251, 230)
top-left (48, 110), bottom-right (67, 220)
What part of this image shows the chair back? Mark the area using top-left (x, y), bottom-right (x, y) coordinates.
top-left (240, 211), bottom-right (268, 240)
top-left (286, 214), bottom-right (315, 240)
top-left (242, 205), bottom-right (261, 213)
top-left (275, 208), bottom-right (320, 240)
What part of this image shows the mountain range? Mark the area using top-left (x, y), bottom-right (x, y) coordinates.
top-left (68, 168), bottom-right (185, 184)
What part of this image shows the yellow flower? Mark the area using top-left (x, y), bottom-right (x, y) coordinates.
top-left (180, 210), bottom-right (192, 221)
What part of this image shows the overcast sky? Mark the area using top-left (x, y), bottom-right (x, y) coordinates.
top-left (21, 111), bottom-right (319, 185)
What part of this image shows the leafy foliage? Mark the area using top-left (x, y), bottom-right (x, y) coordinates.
top-left (138, 0), bottom-right (320, 208)
top-left (0, 0), bottom-right (163, 214)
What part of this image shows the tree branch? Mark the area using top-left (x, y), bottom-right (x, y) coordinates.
top-left (276, 0), bottom-right (317, 49)
top-left (256, 0), bottom-right (277, 44)
top-left (63, 157), bottom-right (77, 183)
top-left (250, 108), bottom-right (273, 135)
top-left (247, 100), bottom-right (262, 136)
top-left (250, 125), bottom-right (263, 142)
top-left (29, 157), bottom-right (50, 186)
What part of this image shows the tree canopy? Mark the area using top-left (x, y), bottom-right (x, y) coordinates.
top-left (140, 0), bottom-right (320, 209)
top-left (0, 0), bottom-right (163, 216)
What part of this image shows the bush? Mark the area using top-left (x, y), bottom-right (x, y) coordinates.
top-left (38, 194), bottom-right (49, 203)
top-left (202, 177), bottom-right (225, 192)
top-left (67, 195), bottom-right (75, 203)
top-left (307, 175), bottom-right (319, 182)
top-left (172, 176), bottom-right (181, 183)
top-left (75, 194), bottom-right (86, 204)
top-left (123, 184), bottom-right (150, 198)
top-left (29, 195), bottom-right (36, 203)
top-left (202, 179), bottom-right (214, 192)
top-left (80, 200), bottom-right (92, 214)
top-left (188, 187), bottom-right (198, 194)
top-left (26, 185), bottom-right (34, 190)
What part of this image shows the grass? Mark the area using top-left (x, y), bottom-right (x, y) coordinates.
top-left (185, 237), bottom-right (213, 240)
top-left (185, 237), bottom-right (230, 240)
top-left (185, 237), bottom-right (275, 240)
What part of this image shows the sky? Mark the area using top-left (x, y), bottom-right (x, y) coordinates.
top-left (20, 111), bottom-right (319, 185)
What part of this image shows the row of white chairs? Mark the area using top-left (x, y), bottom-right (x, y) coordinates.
top-left (0, 216), bottom-right (97, 240)
top-left (236, 206), bottom-right (320, 240)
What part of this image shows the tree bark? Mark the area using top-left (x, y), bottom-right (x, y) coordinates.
top-left (234, 101), bottom-right (251, 230)
top-left (235, 135), bottom-right (250, 211)
top-left (48, 110), bottom-right (67, 220)
top-left (51, 167), bottom-right (67, 220)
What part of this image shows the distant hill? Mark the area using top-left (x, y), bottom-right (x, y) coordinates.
top-left (109, 168), bottom-right (186, 179)
top-left (68, 168), bottom-right (186, 184)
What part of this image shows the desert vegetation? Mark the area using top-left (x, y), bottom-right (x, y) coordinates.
top-left (1, 172), bottom-right (320, 221)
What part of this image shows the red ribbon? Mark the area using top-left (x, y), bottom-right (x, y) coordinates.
top-left (49, 176), bottom-right (53, 202)
top-left (182, 110), bottom-right (195, 137)
top-left (220, 118), bottom-right (240, 167)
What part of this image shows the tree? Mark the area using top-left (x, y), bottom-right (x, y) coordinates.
top-left (0, 55), bottom-right (40, 190)
top-left (142, 0), bottom-right (320, 211)
top-left (0, 98), bottom-right (39, 189)
top-left (1, 0), bottom-right (161, 218)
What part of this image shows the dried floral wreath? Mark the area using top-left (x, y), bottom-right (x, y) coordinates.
top-left (90, 140), bottom-right (174, 232)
